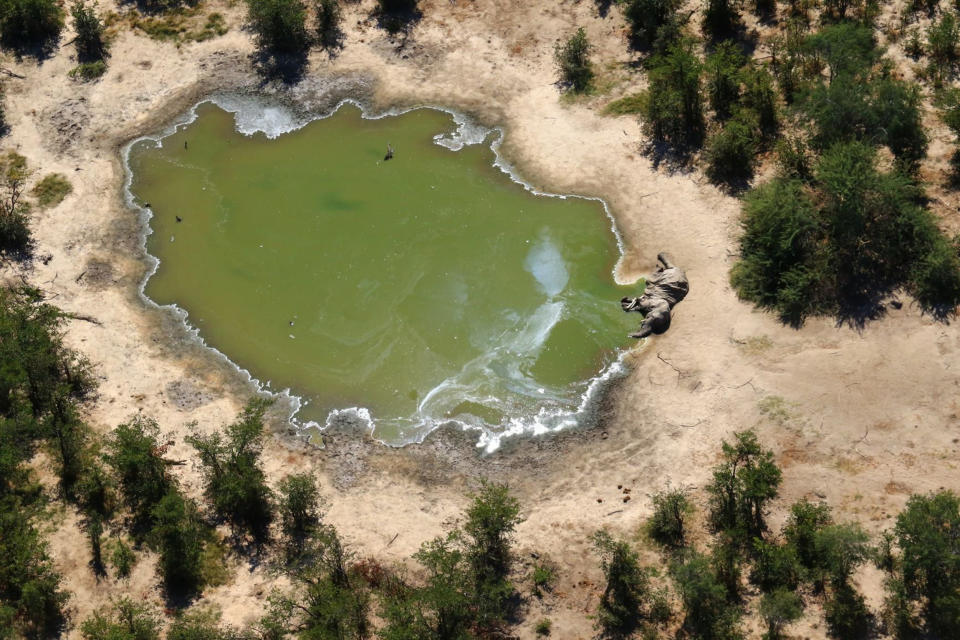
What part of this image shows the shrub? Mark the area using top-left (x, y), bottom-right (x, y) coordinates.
top-left (604, 93), bottom-right (646, 115)
top-left (740, 64), bottom-right (779, 138)
top-left (642, 39), bottom-right (705, 147)
top-left (623, 0), bottom-right (682, 50)
top-left (670, 551), bottom-right (741, 639)
top-left (104, 415), bottom-right (171, 534)
top-left (705, 41), bottom-right (744, 121)
top-left (246, 0), bottom-right (310, 54)
top-left (0, 152), bottom-right (32, 257)
top-left (535, 618), bottom-right (552, 635)
top-left (0, 0), bottom-right (63, 51)
top-left (80, 597), bottom-right (160, 640)
top-left (646, 487), bottom-right (692, 549)
top-left (705, 111), bottom-right (760, 186)
top-left (783, 499), bottom-right (833, 571)
top-left (110, 539), bottom-right (135, 579)
top-left (168, 608), bottom-right (234, 640)
top-left (277, 472), bottom-right (323, 559)
top-left (555, 27), bottom-right (593, 93)
top-left (814, 523), bottom-right (871, 588)
top-left (380, 533), bottom-right (472, 639)
top-left (71, 1), bottom-right (105, 62)
top-left (69, 61), bottom-right (107, 81)
top-left (889, 490), bottom-right (960, 637)
top-left (759, 589), bottom-right (803, 640)
top-left (532, 563), bottom-right (556, 596)
top-left (149, 490), bottom-right (206, 595)
top-left (31, 173), bottom-right (71, 207)
top-left (593, 530), bottom-right (649, 635)
top-left (463, 481), bottom-right (524, 625)
top-left (186, 399), bottom-right (275, 540)
top-left (926, 11), bottom-right (959, 84)
top-left (750, 540), bottom-right (801, 592)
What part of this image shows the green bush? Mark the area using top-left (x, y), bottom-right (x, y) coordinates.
top-left (759, 589), bottom-right (803, 640)
top-left (532, 563), bottom-right (556, 596)
top-left (623, 0), bottom-right (682, 50)
top-left (535, 618), bottom-right (552, 635)
top-left (104, 415), bottom-right (172, 534)
top-left (0, 0), bottom-right (63, 50)
top-left (149, 490), bottom-right (206, 594)
top-left (705, 111), bottom-right (760, 186)
top-left (69, 60), bottom-right (107, 81)
top-left (71, 1), bottom-right (105, 62)
top-left (926, 11), bottom-right (959, 84)
top-left (740, 64), bottom-right (779, 138)
top-left (887, 491), bottom-right (960, 637)
top-left (277, 472), bottom-right (323, 559)
top-left (0, 153), bottom-right (32, 257)
top-left (80, 597), bottom-right (160, 640)
top-left (555, 27), bottom-right (593, 93)
top-left (463, 481), bottom-right (524, 625)
top-left (186, 399), bottom-right (275, 540)
top-left (593, 530), bottom-right (649, 635)
top-left (646, 487), bottom-right (692, 549)
top-left (750, 540), bottom-right (801, 592)
top-left (110, 539), bottom-right (135, 579)
top-left (705, 41), bottom-right (744, 121)
top-left (670, 551), bottom-right (741, 639)
top-left (642, 39), bottom-right (705, 147)
top-left (246, 0), bottom-right (310, 54)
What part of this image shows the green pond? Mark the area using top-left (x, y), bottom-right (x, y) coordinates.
top-left (128, 100), bottom-right (641, 450)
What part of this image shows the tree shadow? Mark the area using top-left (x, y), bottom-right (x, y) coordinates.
top-left (251, 49), bottom-right (309, 86)
top-left (642, 138), bottom-right (701, 175)
top-left (373, 3), bottom-right (422, 36)
top-left (595, 0), bottom-right (615, 18)
top-left (117, 0), bottom-right (199, 16)
top-left (1, 36), bottom-right (60, 63)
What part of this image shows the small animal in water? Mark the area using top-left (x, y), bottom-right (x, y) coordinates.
top-left (184, 140), bottom-right (188, 150)
top-left (175, 216), bottom-right (183, 223)
top-left (384, 143), bottom-right (394, 161)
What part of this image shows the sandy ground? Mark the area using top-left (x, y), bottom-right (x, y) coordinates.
top-left (4, 0), bottom-right (960, 637)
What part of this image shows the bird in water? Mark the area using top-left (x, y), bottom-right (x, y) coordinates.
top-left (184, 140), bottom-right (188, 150)
top-left (175, 216), bottom-right (182, 223)
top-left (384, 143), bottom-right (394, 161)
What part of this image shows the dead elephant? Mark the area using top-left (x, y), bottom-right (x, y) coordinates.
top-left (621, 253), bottom-right (689, 339)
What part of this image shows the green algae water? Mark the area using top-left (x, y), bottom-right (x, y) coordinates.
top-left (128, 99), bottom-right (640, 450)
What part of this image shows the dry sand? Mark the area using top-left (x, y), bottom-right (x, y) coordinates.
top-left (3, 0), bottom-right (959, 637)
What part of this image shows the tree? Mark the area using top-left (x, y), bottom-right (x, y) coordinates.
top-left (593, 531), bottom-right (650, 635)
top-left (623, 0), bottom-right (682, 50)
top-left (80, 597), bottom-right (160, 640)
top-left (149, 490), bottom-right (206, 595)
top-left (278, 472), bottom-right (323, 560)
top-left (705, 111), bottom-right (759, 186)
top-left (703, 0), bottom-right (740, 39)
top-left (555, 28), bottom-right (593, 93)
top-left (642, 39), bottom-right (705, 147)
top-left (783, 499), bottom-right (832, 572)
top-left (706, 430), bottom-right (781, 542)
top-left (104, 415), bottom-right (171, 534)
top-left (705, 41), bottom-right (743, 121)
top-left (380, 533), bottom-right (473, 640)
top-left (246, 0), bottom-right (310, 55)
top-left (759, 589), bottom-right (803, 640)
top-left (646, 487), bottom-right (692, 549)
top-left (277, 525), bottom-right (370, 640)
top-left (0, 501), bottom-right (68, 637)
top-left (0, 0), bottom-right (63, 51)
top-left (670, 551), bottom-right (741, 639)
top-left (462, 481), bottom-right (523, 626)
top-left (186, 399), bottom-right (275, 541)
top-left (71, 1), bottom-right (105, 62)
top-left (888, 490), bottom-right (960, 638)
top-left (0, 153), bottom-right (32, 257)
top-left (749, 539), bottom-right (801, 592)
top-left (814, 523), bottom-right (870, 588)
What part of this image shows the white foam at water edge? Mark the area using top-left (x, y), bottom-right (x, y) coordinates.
top-left (324, 406), bottom-right (376, 433)
top-left (524, 235), bottom-right (569, 298)
top-left (432, 111), bottom-right (491, 151)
